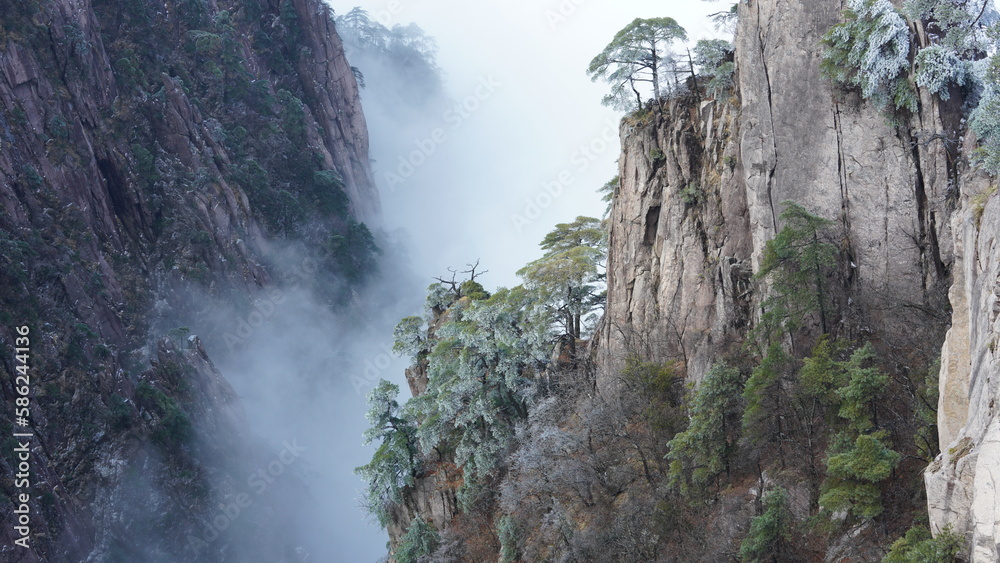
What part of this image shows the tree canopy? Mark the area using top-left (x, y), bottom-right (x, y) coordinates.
top-left (517, 216), bottom-right (606, 344)
top-left (587, 17), bottom-right (688, 110)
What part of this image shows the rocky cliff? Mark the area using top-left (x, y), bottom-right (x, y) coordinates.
top-left (384, 0), bottom-right (1000, 561)
top-left (600, 0), bottom-right (954, 393)
top-left (0, 0), bottom-right (378, 560)
top-left (925, 148), bottom-right (1000, 561)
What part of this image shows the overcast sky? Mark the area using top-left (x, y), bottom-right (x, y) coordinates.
top-left (321, 1), bottom-right (731, 559)
top-left (338, 0), bottom-right (730, 288)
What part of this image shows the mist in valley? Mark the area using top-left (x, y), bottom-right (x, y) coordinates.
top-left (156, 2), bottom-right (728, 561)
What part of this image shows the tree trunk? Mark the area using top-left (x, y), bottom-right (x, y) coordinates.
top-left (650, 40), bottom-right (660, 101)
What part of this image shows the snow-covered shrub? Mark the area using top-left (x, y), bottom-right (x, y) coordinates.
top-left (970, 83), bottom-right (1000, 174)
top-left (914, 44), bottom-right (969, 100)
top-left (821, 0), bottom-right (916, 113)
top-left (694, 38), bottom-right (735, 98)
top-left (904, 0), bottom-right (999, 53)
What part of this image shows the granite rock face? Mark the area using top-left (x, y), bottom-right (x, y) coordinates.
top-left (925, 173), bottom-right (1000, 562)
top-left (596, 96), bottom-right (752, 389)
top-left (597, 0), bottom-right (954, 393)
top-left (0, 0), bottom-right (377, 559)
top-left (600, 0), bottom-right (997, 557)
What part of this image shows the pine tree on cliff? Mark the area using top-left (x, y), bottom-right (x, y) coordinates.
top-left (587, 17), bottom-right (688, 110)
top-left (517, 216), bottom-right (606, 350)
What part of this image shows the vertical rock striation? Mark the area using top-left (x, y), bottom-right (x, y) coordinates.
top-left (598, 0), bottom-right (954, 392)
top-left (925, 168), bottom-right (1000, 561)
top-left (0, 0), bottom-right (378, 559)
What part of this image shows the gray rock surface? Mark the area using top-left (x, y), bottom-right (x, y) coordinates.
top-left (926, 172), bottom-right (1000, 562)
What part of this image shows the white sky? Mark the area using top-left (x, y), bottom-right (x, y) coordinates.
top-left (337, 0), bottom-right (730, 289)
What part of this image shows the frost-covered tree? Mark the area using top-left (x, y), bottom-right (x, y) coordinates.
top-left (971, 80), bottom-right (1000, 173)
top-left (914, 44), bottom-right (969, 100)
top-left (821, 0), bottom-right (917, 112)
top-left (904, 0), bottom-right (999, 52)
top-left (517, 216), bottom-right (606, 345)
top-left (408, 285), bottom-right (552, 507)
top-left (693, 38), bottom-right (736, 98)
top-left (355, 380), bottom-right (420, 528)
top-left (587, 17), bottom-right (688, 110)
top-left (395, 516), bottom-right (440, 563)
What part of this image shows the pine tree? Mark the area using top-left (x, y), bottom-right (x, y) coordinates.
top-left (740, 487), bottom-right (793, 563)
top-left (742, 344), bottom-right (795, 458)
top-left (819, 432), bottom-right (901, 519)
top-left (835, 343), bottom-right (887, 432)
top-left (820, 0), bottom-right (916, 113)
top-left (883, 524), bottom-right (963, 563)
top-left (517, 216), bottom-right (606, 346)
top-left (354, 380), bottom-right (420, 528)
top-left (408, 285), bottom-right (551, 507)
top-left (395, 516), bottom-right (440, 563)
top-left (756, 201), bottom-right (838, 340)
top-left (587, 17), bottom-right (688, 110)
top-left (666, 362), bottom-right (745, 494)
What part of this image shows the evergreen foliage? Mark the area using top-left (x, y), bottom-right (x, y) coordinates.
top-left (821, 0), bottom-right (917, 112)
top-left (409, 285), bottom-right (551, 507)
top-left (336, 7), bottom-right (443, 107)
top-left (666, 362), bottom-right (745, 494)
top-left (742, 344), bottom-right (794, 449)
top-left (970, 83), bottom-right (1000, 174)
top-left (835, 343), bottom-right (887, 432)
top-left (392, 316), bottom-right (427, 359)
top-left (694, 38), bottom-right (736, 98)
top-left (800, 340), bottom-right (901, 520)
top-left (517, 216), bottom-right (606, 342)
top-left (395, 516), bottom-right (440, 563)
top-left (914, 45), bottom-right (968, 100)
top-left (327, 220), bottom-right (382, 285)
top-left (756, 202), bottom-right (838, 339)
top-left (355, 381), bottom-right (420, 528)
top-left (883, 524), bottom-right (963, 562)
top-left (588, 17), bottom-right (688, 110)
top-left (739, 487), bottom-right (793, 563)
top-left (798, 336), bottom-right (849, 407)
top-left (903, 0), bottom-right (998, 52)
top-left (819, 432), bottom-right (901, 519)
top-left (496, 515), bottom-right (521, 563)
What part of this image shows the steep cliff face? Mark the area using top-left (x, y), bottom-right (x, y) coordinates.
top-left (0, 0), bottom-right (377, 560)
top-left (736, 0), bottom-right (954, 353)
top-left (382, 1), bottom-right (1000, 561)
top-left (597, 95), bottom-right (752, 387)
top-left (598, 0), bottom-right (955, 396)
top-left (601, 0), bottom-right (1000, 559)
top-left (925, 166), bottom-right (1000, 561)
